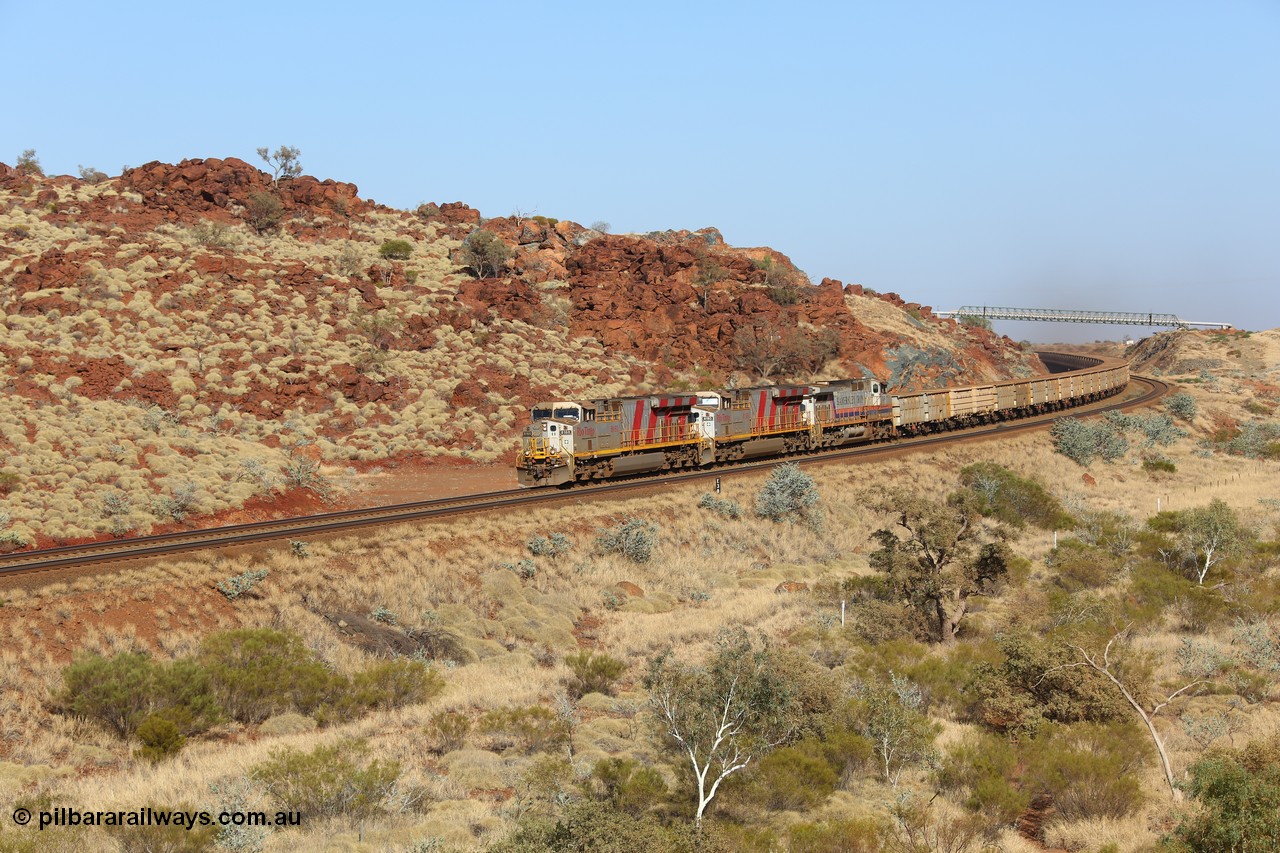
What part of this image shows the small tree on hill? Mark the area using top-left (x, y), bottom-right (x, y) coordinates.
top-left (462, 230), bottom-right (511, 278)
top-left (854, 673), bottom-right (939, 787)
top-left (1165, 499), bottom-right (1249, 585)
top-left (256, 145), bottom-right (302, 185)
top-left (869, 488), bottom-right (1012, 643)
top-left (77, 164), bottom-right (108, 184)
top-left (1039, 624), bottom-right (1208, 800)
top-left (644, 629), bottom-right (798, 828)
top-left (15, 149), bottom-right (42, 176)
top-left (693, 250), bottom-right (726, 310)
top-left (734, 320), bottom-right (799, 380)
top-left (793, 328), bottom-right (840, 377)
top-left (378, 239), bottom-right (413, 260)
top-left (244, 192), bottom-right (284, 233)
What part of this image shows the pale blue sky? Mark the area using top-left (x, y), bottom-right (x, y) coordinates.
top-left (6, 1), bottom-right (1277, 341)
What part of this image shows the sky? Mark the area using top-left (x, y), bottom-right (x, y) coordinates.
top-left (5, 1), bottom-right (1277, 342)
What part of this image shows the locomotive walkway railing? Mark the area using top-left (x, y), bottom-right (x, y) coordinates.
top-left (934, 306), bottom-right (1232, 330)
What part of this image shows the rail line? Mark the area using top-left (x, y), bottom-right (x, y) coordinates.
top-left (0, 366), bottom-right (1168, 579)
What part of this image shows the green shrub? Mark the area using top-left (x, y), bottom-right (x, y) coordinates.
top-left (787, 817), bottom-right (889, 853)
top-left (198, 629), bottom-right (339, 724)
top-left (0, 470), bottom-right (20, 494)
top-left (348, 658), bottom-right (444, 713)
top-left (1223, 421), bottom-right (1280, 459)
top-left (477, 705), bottom-right (570, 754)
top-left (740, 742), bottom-right (838, 811)
top-left (77, 164), bottom-right (108, 184)
top-left (59, 653), bottom-right (221, 739)
top-left (489, 800), bottom-right (711, 853)
top-left (499, 557), bottom-right (538, 579)
top-left (153, 480), bottom-right (199, 520)
top-left (1045, 538), bottom-right (1122, 591)
top-left (283, 457), bottom-right (330, 493)
top-left (939, 725), bottom-right (1145, 825)
top-left (150, 657), bottom-right (223, 735)
top-left (810, 727), bottom-right (874, 783)
top-left (369, 605), bottom-right (398, 625)
top-left (1233, 619), bottom-right (1280, 675)
top-left (1050, 416), bottom-right (1129, 465)
top-left (378, 239), bottom-right (413, 260)
top-left (565, 650), bottom-right (626, 698)
top-left (60, 652), bottom-right (157, 738)
top-left (1169, 736), bottom-right (1280, 851)
top-left (596, 517), bottom-right (658, 563)
top-left (698, 493), bottom-right (743, 519)
top-left (1024, 723), bottom-right (1147, 820)
top-left (216, 568), bottom-right (268, 600)
top-left (244, 192), bottom-right (284, 233)
top-left (191, 220), bottom-right (236, 248)
top-left (972, 633), bottom-right (1128, 735)
top-left (1165, 391), bottom-right (1199, 421)
top-left (15, 148), bottom-right (43, 176)
top-left (528, 532), bottom-right (572, 557)
top-left (251, 739), bottom-right (400, 820)
top-left (588, 757), bottom-right (668, 816)
top-left (936, 731), bottom-right (1028, 823)
top-left (425, 710), bottom-right (472, 754)
top-left (1104, 411), bottom-right (1186, 447)
top-left (135, 714), bottom-right (186, 762)
top-left (100, 490), bottom-right (132, 518)
top-left (755, 463), bottom-right (822, 529)
top-left (959, 462), bottom-right (1072, 530)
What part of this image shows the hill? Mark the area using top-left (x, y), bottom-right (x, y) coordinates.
top-left (0, 327), bottom-right (1276, 852)
top-left (0, 156), bottom-right (1041, 545)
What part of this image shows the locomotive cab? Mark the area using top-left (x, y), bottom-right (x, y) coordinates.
top-left (518, 401), bottom-right (583, 487)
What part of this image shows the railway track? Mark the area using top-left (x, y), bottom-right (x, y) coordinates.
top-left (0, 367), bottom-right (1168, 579)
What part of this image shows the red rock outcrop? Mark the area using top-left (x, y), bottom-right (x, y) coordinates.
top-left (123, 157), bottom-right (367, 222)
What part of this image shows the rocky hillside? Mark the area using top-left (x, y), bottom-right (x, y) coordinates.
top-left (1128, 327), bottom-right (1280, 380)
top-left (0, 156), bottom-right (1042, 545)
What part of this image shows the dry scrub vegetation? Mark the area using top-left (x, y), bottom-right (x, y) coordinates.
top-left (0, 175), bottom-right (652, 543)
top-left (1, 340), bottom-right (1279, 852)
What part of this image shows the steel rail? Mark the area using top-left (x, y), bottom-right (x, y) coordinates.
top-left (0, 358), bottom-right (1165, 577)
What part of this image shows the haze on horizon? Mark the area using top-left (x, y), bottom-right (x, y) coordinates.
top-left (6, 1), bottom-right (1276, 342)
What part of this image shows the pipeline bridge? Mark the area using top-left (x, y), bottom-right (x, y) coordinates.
top-left (933, 306), bottom-right (1232, 330)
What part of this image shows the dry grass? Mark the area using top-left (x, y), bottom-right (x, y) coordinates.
top-left (0, 179), bottom-right (660, 541)
top-left (0, 333), bottom-right (1276, 849)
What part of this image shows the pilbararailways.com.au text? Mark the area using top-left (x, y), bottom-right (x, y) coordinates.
top-left (18, 806), bottom-right (301, 831)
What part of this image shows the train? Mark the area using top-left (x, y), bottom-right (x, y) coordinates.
top-left (515, 353), bottom-right (1129, 487)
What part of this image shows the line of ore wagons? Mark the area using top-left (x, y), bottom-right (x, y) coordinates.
top-left (516, 354), bottom-right (1129, 486)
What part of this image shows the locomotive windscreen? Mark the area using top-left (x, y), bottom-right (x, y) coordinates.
top-left (532, 406), bottom-right (581, 421)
